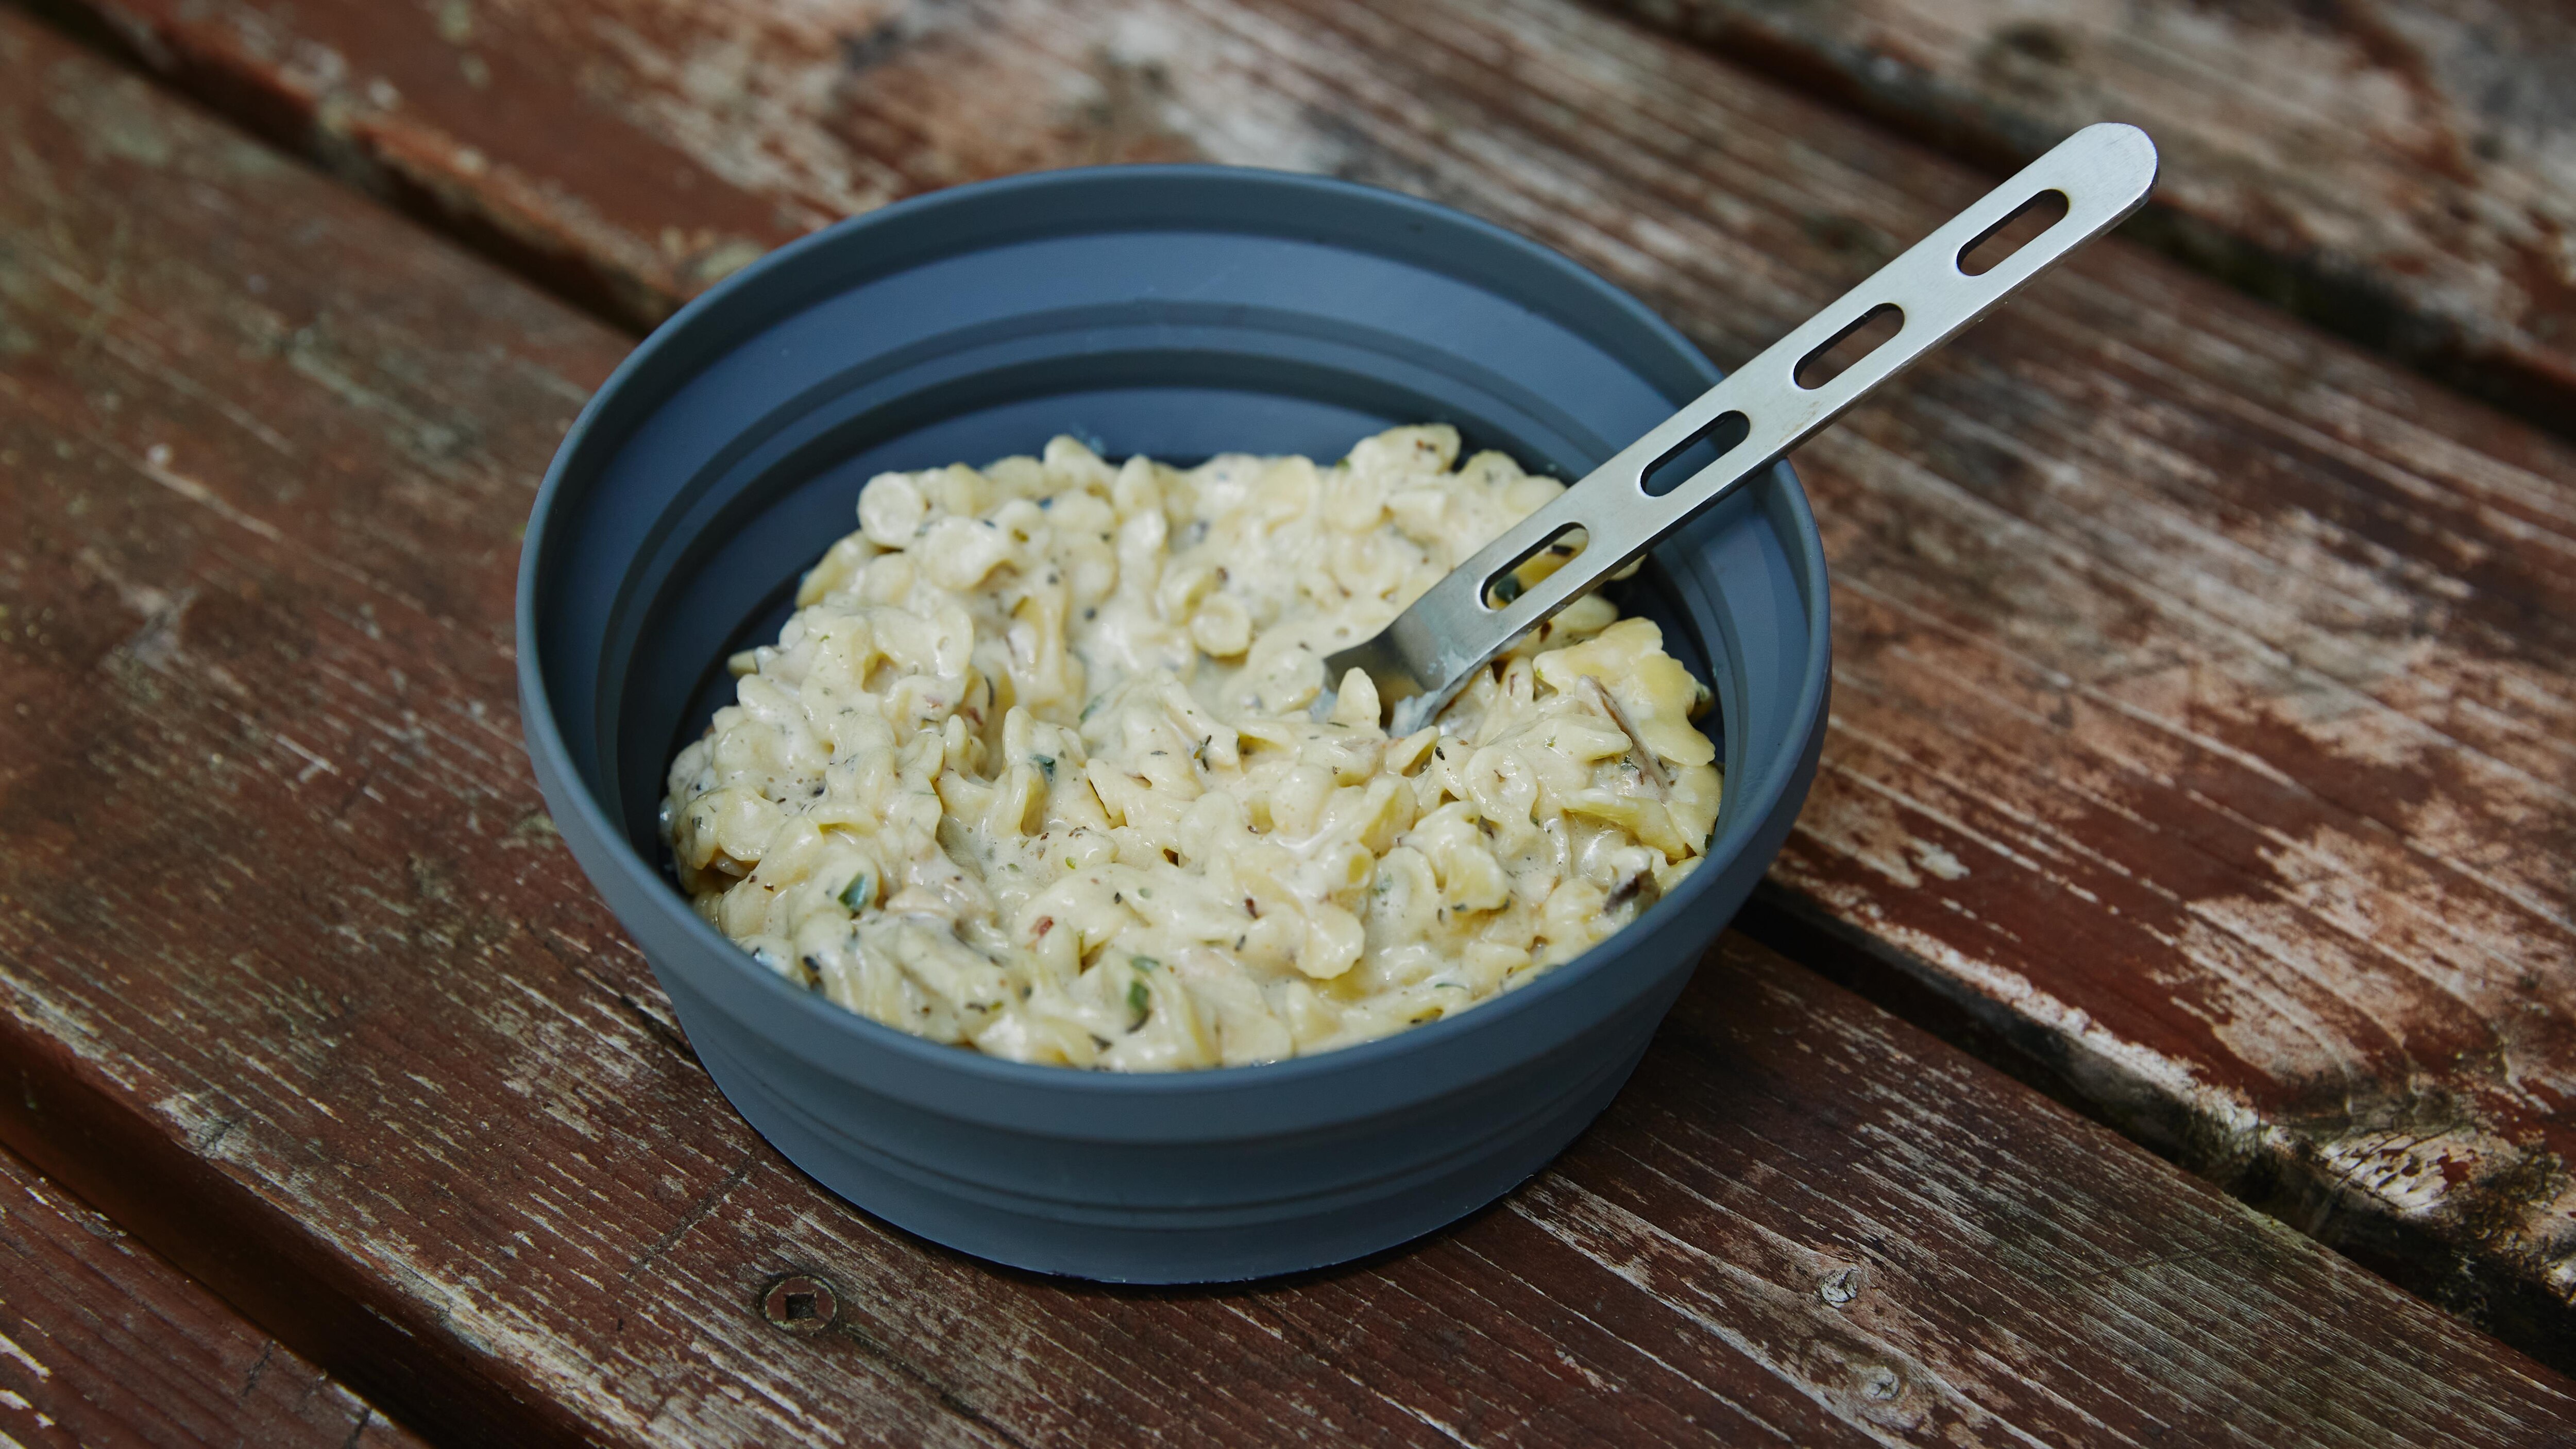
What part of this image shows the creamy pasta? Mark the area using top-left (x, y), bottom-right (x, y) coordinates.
top-left (663, 425), bottom-right (1721, 1071)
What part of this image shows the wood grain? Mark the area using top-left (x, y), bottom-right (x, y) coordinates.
top-left (0, 1146), bottom-right (422, 1449)
top-left (1594, 0), bottom-right (2576, 433)
top-left (58, 0), bottom-right (2576, 437)
top-left (4, 11), bottom-right (2575, 1444)
top-left (31, 0), bottom-right (2576, 1364)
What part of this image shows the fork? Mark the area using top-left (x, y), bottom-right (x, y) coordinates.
top-left (1320, 122), bottom-right (2159, 734)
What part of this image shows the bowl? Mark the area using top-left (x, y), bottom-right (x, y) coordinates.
top-left (517, 165), bottom-right (1830, 1283)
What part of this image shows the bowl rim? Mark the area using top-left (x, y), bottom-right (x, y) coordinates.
top-left (517, 162), bottom-right (1831, 1098)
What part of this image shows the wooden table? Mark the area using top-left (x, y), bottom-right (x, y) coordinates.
top-left (2, 0), bottom-right (2572, 1442)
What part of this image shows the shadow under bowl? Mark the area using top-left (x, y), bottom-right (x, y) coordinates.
top-left (517, 165), bottom-right (1831, 1283)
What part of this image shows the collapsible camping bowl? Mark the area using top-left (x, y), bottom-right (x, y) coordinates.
top-left (517, 166), bottom-right (1831, 1283)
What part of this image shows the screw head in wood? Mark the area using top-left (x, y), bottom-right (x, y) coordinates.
top-left (761, 1273), bottom-right (838, 1334)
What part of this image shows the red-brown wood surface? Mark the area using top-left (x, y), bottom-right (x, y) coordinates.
top-left (1597, 0), bottom-right (2576, 431)
top-left (0, 1146), bottom-right (422, 1449)
top-left (4, 12), bottom-right (2574, 1444)
top-left (60, 0), bottom-right (2576, 436)
top-left (36, 0), bottom-right (2576, 1362)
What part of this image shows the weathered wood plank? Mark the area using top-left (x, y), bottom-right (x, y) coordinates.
top-left (0, 1144), bottom-right (423, 1449)
top-left (5, 12), bottom-right (2575, 1446)
top-left (62, 0), bottom-right (2576, 439)
top-left (35, 0), bottom-right (2576, 1364)
top-left (1593, 0), bottom-right (2576, 432)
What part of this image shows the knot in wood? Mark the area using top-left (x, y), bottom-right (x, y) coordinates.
top-left (1818, 1266), bottom-right (1860, 1306)
top-left (760, 1273), bottom-right (838, 1335)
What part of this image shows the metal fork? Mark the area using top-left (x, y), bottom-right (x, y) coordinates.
top-left (1322, 123), bottom-right (2159, 734)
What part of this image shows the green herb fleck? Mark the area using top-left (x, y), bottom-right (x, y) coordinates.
top-left (1491, 571), bottom-right (1524, 605)
top-left (1136, 886), bottom-right (1153, 899)
top-left (1032, 754), bottom-right (1056, 781)
top-left (1080, 696), bottom-right (1103, 721)
top-left (838, 873), bottom-right (871, 911)
top-left (1127, 978), bottom-right (1151, 1019)
top-left (1131, 955), bottom-right (1159, 972)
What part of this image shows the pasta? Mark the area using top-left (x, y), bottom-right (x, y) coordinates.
top-left (663, 425), bottom-right (1721, 1071)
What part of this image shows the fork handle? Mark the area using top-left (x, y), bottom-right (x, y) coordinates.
top-left (1378, 123), bottom-right (2159, 714)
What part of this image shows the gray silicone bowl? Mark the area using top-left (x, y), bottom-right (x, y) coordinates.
top-left (518, 165), bottom-right (1829, 1283)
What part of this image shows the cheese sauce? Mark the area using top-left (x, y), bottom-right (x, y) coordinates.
top-left (664, 426), bottom-right (1720, 1070)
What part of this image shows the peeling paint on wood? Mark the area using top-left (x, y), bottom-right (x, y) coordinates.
top-left (1595, 0), bottom-right (2576, 435)
top-left (0, 1144), bottom-right (424, 1449)
top-left (32, 0), bottom-right (2576, 1366)
top-left (6, 2), bottom-right (2576, 1441)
